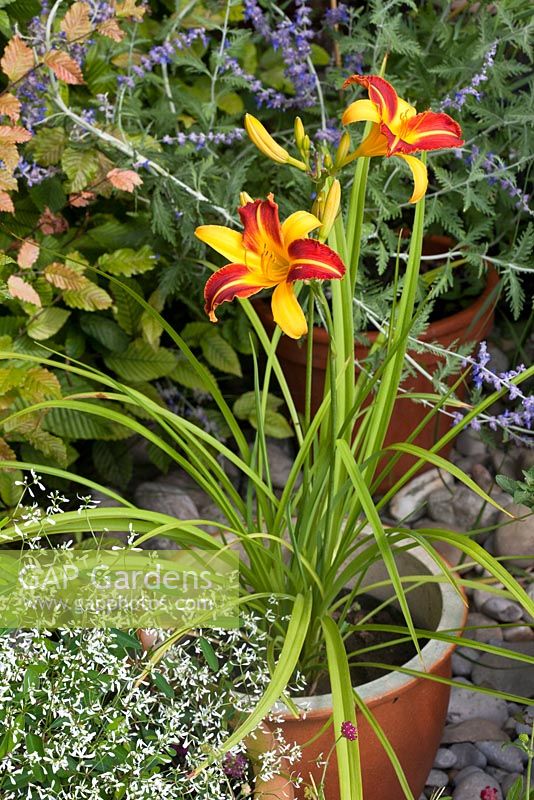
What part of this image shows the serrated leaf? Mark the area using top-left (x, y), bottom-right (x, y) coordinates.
top-left (7, 275), bottom-right (41, 306)
top-left (0, 190), bottom-right (14, 212)
top-left (112, 279), bottom-right (143, 334)
top-left (104, 340), bottom-right (176, 382)
top-left (28, 128), bottom-right (66, 166)
top-left (27, 307), bottom-right (70, 340)
top-left (0, 10), bottom-right (11, 39)
top-left (92, 440), bottom-right (133, 488)
top-left (169, 354), bottom-right (216, 392)
top-left (79, 313), bottom-right (129, 352)
top-left (44, 50), bottom-right (84, 84)
top-left (233, 391), bottom-right (283, 419)
top-left (217, 91), bottom-right (244, 115)
top-left (60, 1), bottom-right (91, 41)
top-left (61, 147), bottom-right (100, 192)
top-left (1, 36), bottom-right (34, 82)
top-left (250, 409), bottom-right (293, 438)
top-left (0, 436), bottom-right (16, 463)
top-left (0, 469), bottom-right (24, 506)
top-left (181, 321), bottom-right (213, 346)
top-left (97, 18), bottom-right (124, 42)
top-left (201, 331), bottom-right (241, 376)
top-left (0, 366), bottom-right (26, 393)
top-left (44, 406), bottom-right (130, 441)
top-left (63, 279), bottom-right (112, 311)
top-left (43, 262), bottom-right (87, 290)
top-left (106, 168), bottom-right (142, 192)
top-left (9, 416), bottom-right (68, 465)
top-left (20, 366), bottom-right (62, 401)
top-left (0, 93), bottom-right (20, 122)
top-left (98, 245), bottom-right (156, 277)
top-left (17, 240), bottom-right (39, 269)
top-left (140, 310), bottom-right (163, 350)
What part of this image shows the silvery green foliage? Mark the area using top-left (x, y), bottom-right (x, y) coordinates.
top-left (0, 616), bottom-right (302, 799)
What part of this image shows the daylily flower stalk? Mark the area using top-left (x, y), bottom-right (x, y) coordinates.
top-left (342, 74), bottom-right (464, 203)
top-left (195, 194), bottom-right (345, 339)
top-left (244, 114), bottom-right (307, 170)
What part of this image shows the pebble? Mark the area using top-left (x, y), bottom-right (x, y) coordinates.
top-left (451, 485), bottom-right (507, 531)
top-left (452, 770), bottom-right (502, 800)
top-left (443, 720), bottom-right (509, 744)
top-left (471, 642), bottom-right (534, 698)
top-left (425, 769), bottom-right (449, 787)
top-left (134, 480), bottom-right (199, 548)
top-left (487, 342), bottom-right (510, 374)
top-left (449, 742), bottom-right (488, 769)
top-left (389, 469), bottom-right (454, 522)
top-left (427, 487), bottom-right (457, 527)
top-left (466, 611), bottom-right (503, 643)
top-left (495, 503), bottom-right (534, 568)
top-left (452, 765), bottom-right (485, 786)
top-left (476, 740), bottom-right (526, 772)
top-left (503, 625), bottom-right (534, 642)
top-left (433, 747), bottom-right (457, 769)
top-left (447, 679), bottom-right (508, 726)
top-left (266, 439), bottom-right (296, 489)
top-left (478, 596), bottom-right (524, 623)
top-left (486, 766), bottom-right (509, 784)
top-left (456, 429), bottom-right (488, 459)
top-left (451, 651), bottom-right (473, 677)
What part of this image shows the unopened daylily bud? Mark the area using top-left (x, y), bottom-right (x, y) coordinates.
top-left (334, 132), bottom-right (351, 168)
top-left (239, 191), bottom-right (254, 207)
top-left (294, 116), bottom-right (305, 149)
top-left (324, 151), bottom-right (333, 170)
top-left (311, 189), bottom-right (326, 220)
top-left (319, 179), bottom-right (341, 240)
top-left (244, 114), bottom-right (306, 170)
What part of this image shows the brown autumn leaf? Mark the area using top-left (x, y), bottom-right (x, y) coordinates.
top-left (0, 436), bottom-right (16, 462)
top-left (0, 170), bottom-right (18, 192)
top-left (0, 125), bottom-right (32, 144)
top-left (114, 0), bottom-right (146, 20)
top-left (0, 143), bottom-right (21, 171)
top-left (0, 93), bottom-right (21, 122)
top-left (97, 19), bottom-right (125, 42)
top-left (106, 168), bottom-right (143, 192)
top-left (38, 207), bottom-right (69, 235)
top-left (44, 262), bottom-right (87, 290)
top-left (0, 191), bottom-right (14, 213)
top-left (68, 190), bottom-right (95, 207)
top-left (7, 275), bottom-right (41, 306)
top-left (60, 1), bottom-right (92, 42)
top-left (0, 36), bottom-right (34, 83)
top-left (44, 50), bottom-right (85, 84)
top-left (17, 240), bottom-right (40, 269)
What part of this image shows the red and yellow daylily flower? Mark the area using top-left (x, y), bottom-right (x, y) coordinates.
top-left (342, 74), bottom-right (464, 203)
top-left (195, 194), bottom-right (345, 339)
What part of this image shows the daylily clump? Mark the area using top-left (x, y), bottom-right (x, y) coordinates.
top-left (342, 74), bottom-right (464, 202)
top-left (195, 194), bottom-right (345, 339)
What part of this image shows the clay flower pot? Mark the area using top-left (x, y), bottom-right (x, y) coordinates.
top-left (254, 238), bottom-right (499, 489)
top-left (276, 546), bottom-right (467, 800)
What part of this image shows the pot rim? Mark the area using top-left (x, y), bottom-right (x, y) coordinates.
top-left (274, 545), bottom-right (467, 716)
top-left (254, 262), bottom-right (499, 346)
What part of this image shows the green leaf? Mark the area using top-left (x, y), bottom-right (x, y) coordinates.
top-left (310, 43), bottom-right (330, 66)
top-left (0, 9), bottom-right (11, 37)
top-left (0, 470), bottom-right (23, 507)
top-left (97, 245), bottom-right (157, 277)
top-left (233, 391), bottom-right (283, 418)
top-left (216, 91), bottom-right (244, 115)
top-left (181, 321), bottom-right (213, 346)
top-left (152, 671), bottom-right (175, 698)
top-left (27, 307), bottom-right (70, 341)
top-left (63, 280), bottom-right (112, 311)
top-left (111, 628), bottom-right (142, 651)
top-left (92, 440), bottom-right (133, 488)
top-left (170, 354), bottom-right (216, 392)
top-left (201, 331), bottom-right (242, 376)
top-left (61, 147), bottom-right (100, 192)
top-left (254, 409), bottom-right (292, 438)
top-left (79, 314), bottom-right (129, 352)
top-left (104, 340), bottom-right (177, 382)
top-left (112, 279), bottom-right (143, 335)
top-left (64, 326), bottom-right (85, 359)
top-left (25, 733), bottom-right (45, 758)
top-left (198, 636), bottom-right (219, 671)
top-left (27, 128), bottom-right (66, 166)
top-left (28, 177), bottom-right (67, 212)
top-left (44, 407), bottom-right (131, 441)
top-left (23, 664), bottom-right (46, 694)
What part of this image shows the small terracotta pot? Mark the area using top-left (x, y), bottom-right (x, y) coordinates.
top-left (275, 546), bottom-right (467, 800)
top-left (254, 239), bottom-right (499, 489)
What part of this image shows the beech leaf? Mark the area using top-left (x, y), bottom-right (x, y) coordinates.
top-left (17, 240), bottom-right (39, 269)
top-left (44, 262), bottom-right (87, 290)
top-left (114, 0), bottom-right (146, 20)
top-left (0, 36), bottom-right (34, 83)
top-left (106, 168), bottom-right (143, 192)
top-left (0, 191), bottom-right (14, 213)
top-left (60, 2), bottom-right (92, 41)
top-left (44, 50), bottom-right (85, 85)
top-left (7, 275), bottom-right (41, 306)
top-left (97, 19), bottom-right (124, 42)
top-left (69, 190), bottom-right (95, 207)
top-left (0, 93), bottom-right (21, 122)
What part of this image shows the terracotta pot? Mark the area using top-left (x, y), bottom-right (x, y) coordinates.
top-left (254, 238), bottom-right (499, 489)
top-left (276, 546), bottom-right (467, 800)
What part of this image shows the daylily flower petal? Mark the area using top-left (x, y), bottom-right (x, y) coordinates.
top-left (287, 239), bottom-right (346, 282)
top-left (381, 110), bottom-right (464, 155)
top-left (238, 194), bottom-right (285, 260)
top-left (204, 263), bottom-right (273, 321)
top-left (353, 124), bottom-right (389, 158)
top-left (396, 154), bottom-right (428, 204)
top-left (282, 210), bottom-right (321, 245)
top-left (342, 99), bottom-right (381, 126)
top-left (195, 225), bottom-right (261, 270)
top-left (343, 74), bottom-right (398, 124)
top-left (271, 281), bottom-right (307, 339)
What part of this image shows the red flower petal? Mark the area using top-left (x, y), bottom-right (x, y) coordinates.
top-left (286, 239), bottom-right (346, 282)
top-left (381, 110), bottom-right (464, 155)
top-left (204, 263), bottom-right (272, 321)
top-left (238, 194), bottom-right (285, 259)
top-left (342, 74), bottom-right (398, 124)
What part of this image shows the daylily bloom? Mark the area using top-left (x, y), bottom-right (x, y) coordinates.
top-left (342, 74), bottom-right (464, 203)
top-left (195, 194), bottom-right (345, 339)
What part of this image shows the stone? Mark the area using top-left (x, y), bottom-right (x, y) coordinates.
top-left (491, 447), bottom-right (522, 480)
top-left (477, 596), bottom-right (524, 623)
top-left (503, 625), bottom-right (534, 642)
top-left (452, 770), bottom-right (502, 800)
top-left (434, 747), bottom-right (457, 769)
top-left (495, 503), bottom-right (534, 568)
top-left (487, 342), bottom-right (510, 374)
top-left (449, 742), bottom-right (488, 769)
top-left (266, 439), bottom-right (296, 489)
top-left (451, 652), bottom-right (474, 678)
top-left (471, 463), bottom-right (494, 493)
top-left (413, 518), bottom-right (464, 565)
top-left (476, 740), bottom-right (526, 772)
top-left (451, 485), bottom-right (508, 531)
top-left (428, 487), bottom-right (457, 527)
top-left (443, 720), bottom-right (509, 744)
top-left (452, 766), bottom-right (485, 786)
top-left (134, 479), bottom-right (199, 549)
top-left (466, 611), bottom-right (503, 643)
top-left (471, 642), bottom-right (534, 698)
top-left (447, 679), bottom-right (508, 727)
top-left (389, 469), bottom-right (454, 522)
top-left (486, 766), bottom-right (509, 784)
top-left (456, 429), bottom-right (488, 459)
top-left (425, 769), bottom-right (449, 787)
